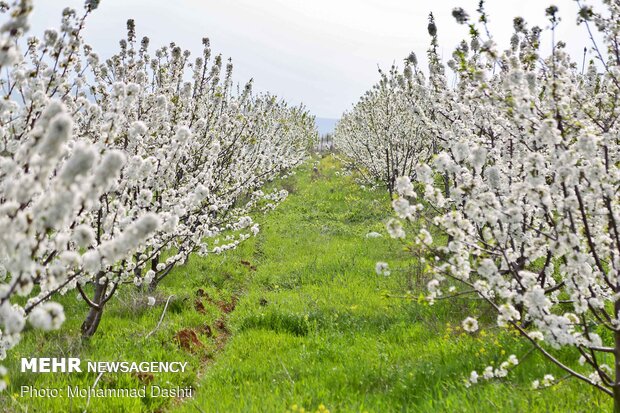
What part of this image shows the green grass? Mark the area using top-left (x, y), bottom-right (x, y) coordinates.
top-left (1, 156), bottom-right (612, 412)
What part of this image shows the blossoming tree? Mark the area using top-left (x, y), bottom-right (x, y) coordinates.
top-left (337, 1), bottom-right (620, 409)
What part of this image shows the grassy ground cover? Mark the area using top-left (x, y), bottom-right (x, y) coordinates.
top-left (0, 156), bottom-right (609, 412)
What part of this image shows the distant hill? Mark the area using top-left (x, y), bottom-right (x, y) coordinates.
top-left (315, 117), bottom-right (338, 136)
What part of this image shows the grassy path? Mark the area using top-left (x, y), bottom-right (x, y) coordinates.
top-left (173, 156), bottom-right (608, 412)
top-left (174, 156), bottom-right (416, 412)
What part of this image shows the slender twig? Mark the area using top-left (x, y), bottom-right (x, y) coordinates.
top-left (83, 372), bottom-right (104, 413)
top-left (145, 295), bottom-right (175, 339)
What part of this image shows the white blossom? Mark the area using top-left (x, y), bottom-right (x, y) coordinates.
top-left (375, 262), bottom-right (390, 276)
top-left (386, 218), bottom-right (405, 239)
top-left (462, 317), bottom-right (478, 333)
top-left (28, 302), bottom-right (65, 331)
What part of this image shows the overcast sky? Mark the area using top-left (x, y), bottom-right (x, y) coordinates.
top-left (29, 0), bottom-right (601, 119)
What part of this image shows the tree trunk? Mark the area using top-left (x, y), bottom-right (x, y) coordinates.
top-left (81, 281), bottom-right (107, 338)
top-left (614, 299), bottom-right (620, 413)
top-left (148, 254), bottom-right (161, 292)
top-left (443, 173), bottom-right (450, 198)
top-left (148, 279), bottom-right (159, 293)
top-left (614, 383), bottom-right (620, 413)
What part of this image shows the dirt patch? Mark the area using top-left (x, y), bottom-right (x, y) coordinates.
top-left (200, 324), bottom-right (213, 337)
top-left (214, 318), bottom-right (229, 334)
top-left (132, 372), bottom-right (154, 384)
top-left (218, 296), bottom-right (237, 314)
top-left (173, 289), bottom-right (238, 408)
top-left (213, 318), bottom-right (231, 351)
top-left (174, 328), bottom-right (204, 351)
top-left (194, 298), bottom-right (207, 314)
top-left (240, 260), bottom-right (257, 271)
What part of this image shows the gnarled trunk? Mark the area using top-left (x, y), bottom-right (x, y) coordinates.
top-left (81, 281), bottom-right (107, 338)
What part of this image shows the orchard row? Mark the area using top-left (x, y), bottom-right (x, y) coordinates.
top-left (0, 0), bottom-right (315, 390)
top-left (335, 1), bottom-right (620, 406)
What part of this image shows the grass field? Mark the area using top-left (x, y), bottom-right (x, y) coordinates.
top-left (0, 156), bottom-right (610, 412)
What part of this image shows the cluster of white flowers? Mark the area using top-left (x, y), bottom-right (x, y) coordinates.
top-left (375, 262), bottom-right (390, 276)
top-left (339, 1), bottom-right (620, 403)
top-left (531, 374), bottom-right (555, 390)
top-left (0, 0), bottom-right (316, 389)
top-left (467, 355), bottom-right (519, 387)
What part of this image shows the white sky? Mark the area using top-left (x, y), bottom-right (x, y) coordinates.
top-left (28, 0), bottom-right (602, 118)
